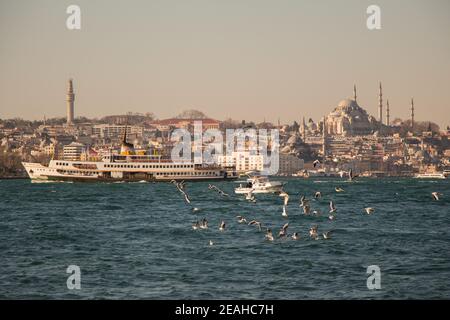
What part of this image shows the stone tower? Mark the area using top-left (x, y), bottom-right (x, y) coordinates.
top-left (66, 79), bottom-right (75, 125)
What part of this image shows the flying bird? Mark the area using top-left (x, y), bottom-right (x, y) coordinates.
top-left (329, 201), bottom-right (337, 213)
top-left (302, 205), bottom-right (311, 215)
top-left (314, 191), bottom-right (322, 199)
top-left (219, 220), bottom-right (226, 231)
top-left (279, 191), bottom-right (290, 206)
top-left (313, 159), bottom-right (320, 168)
top-left (245, 190), bottom-right (256, 202)
top-left (208, 184), bottom-right (229, 197)
top-left (200, 218), bottom-right (208, 230)
top-left (309, 226), bottom-right (319, 239)
top-left (348, 169), bottom-right (354, 181)
top-left (192, 221), bottom-right (200, 230)
top-left (278, 223), bottom-right (289, 238)
top-left (335, 187), bottom-right (345, 193)
top-left (300, 195), bottom-right (309, 208)
top-left (322, 230), bottom-right (333, 240)
top-left (236, 215), bottom-right (247, 224)
top-left (432, 192), bottom-right (441, 201)
top-left (365, 207), bottom-right (375, 215)
top-left (248, 220), bottom-right (262, 231)
top-left (291, 232), bottom-right (300, 240)
top-left (282, 205), bottom-right (288, 217)
top-left (265, 229), bottom-right (274, 241)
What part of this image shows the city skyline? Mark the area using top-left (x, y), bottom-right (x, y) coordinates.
top-left (1, 0), bottom-right (450, 128)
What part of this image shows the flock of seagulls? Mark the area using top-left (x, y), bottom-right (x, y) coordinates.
top-left (171, 177), bottom-right (444, 246)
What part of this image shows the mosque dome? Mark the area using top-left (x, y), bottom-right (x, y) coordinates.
top-left (325, 95), bottom-right (376, 136)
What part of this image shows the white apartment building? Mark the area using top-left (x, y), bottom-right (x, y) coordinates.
top-left (63, 142), bottom-right (86, 161)
top-left (92, 124), bottom-right (144, 139)
top-left (217, 151), bottom-right (264, 173)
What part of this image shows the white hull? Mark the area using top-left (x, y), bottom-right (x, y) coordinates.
top-left (234, 176), bottom-right (284, 194)
top-left (235, 185), bottom-right (283, 194)
top-left (414, 173), bottom-right (446, 179)
top-left (22, 160), bottom-right (235, 182)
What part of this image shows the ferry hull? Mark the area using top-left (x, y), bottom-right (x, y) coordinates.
top-left (22, 162), bottom-right (236, 183)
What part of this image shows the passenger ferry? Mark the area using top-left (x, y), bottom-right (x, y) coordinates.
top-left (22, 134), bottom-right (237, 182)
top-left (414, 173), bottom-right (446, 179)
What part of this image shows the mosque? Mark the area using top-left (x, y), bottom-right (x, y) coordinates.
top-left (323, 84), bottom-right (386, 136)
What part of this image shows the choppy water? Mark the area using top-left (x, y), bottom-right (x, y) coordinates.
top-left (0, 178), bottom-right (449, 299)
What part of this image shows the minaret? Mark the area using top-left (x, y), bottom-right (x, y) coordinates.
top-left (411, 98), bottom-right (415, 131)
top-left (386, 99), bottom-right (390, 126)
top-left (322, 116), bottom-right (327, 156)
top-left (66, 79), bottom-right (75, 125)
top-left (353, 84), bottom-right (357, 102)
top-left (378, 82), bottom-right (383, 126)
top-left (301, 116), bottom-right (306, 139)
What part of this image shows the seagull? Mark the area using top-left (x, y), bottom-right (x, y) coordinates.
top-left (291, 232), bottom-right (300, 240)
top-left (265, 229), bottom-right (274, 241)
top-left (236, 215), bottom-right (247, 224)
top-left (302, 205), bottom-right (311, 215)
top-left (313, 159), bottom-right (320, 168)
top-left (208, 184), bottom-right (229, 197)
top-left (365, 207), bottom-right (375, 215)
top-left (278, 223), bottom-right (289, 238)
top-left (328, 214), bottom-right (336, 220)
top-left (209, 240), bottom-right (214, 246)
top-left (245, 190), bottom-right (256, 202)
top-left (322, 230), bottom-right (333, 240)
top-left (335, 187), bottom-right (345, 193)
top-left (329, 201), bottom-right (337, 213)
top-left (182, 191), bottom-right (191, 204)
top-left (192, 221), bottom-right (200, 230)
top-left (219, 220), bottom-right (226, 231)
top-left (279, 191), bottom-right (289, 206)
top-left (192, 207), bottom-right (200, 213)
top-left (432, 192), bottom-right (441, 201)
top-left (300, 195), bottom-right (309, 208)
top-left (282, 205), bottom-right (288, 217)
top-left (313, 210), bottom-right (322, 217)
top-left (314, 191), bottom-right (322, 199)
top-left (309, 226), bottom-right (319, 239)
top-left (348, 169), bottom-right (354, 181)
top-left (248, 220), bottom-right (262, 231)
top-left (200, 218), bottom-right (208, 230)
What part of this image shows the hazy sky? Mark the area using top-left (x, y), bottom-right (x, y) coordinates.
top-left (1, 0), bottom-right (449, 128)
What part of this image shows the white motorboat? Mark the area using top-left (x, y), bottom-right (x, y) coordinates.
top-left (234, 175), bottom-right (284, 194)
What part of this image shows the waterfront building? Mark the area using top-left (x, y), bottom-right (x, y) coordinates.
top-left (63, 142), bottom-right (86, 161)
top-left (150, 118), bottom-right (221, 132)
top-left (278, 153), bottom-right (304, 175)
top-left (92, 124), bottom-right (143, 139)
top-left (217, 151), bottom-right (264, 173)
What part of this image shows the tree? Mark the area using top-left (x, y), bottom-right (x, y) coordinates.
top-left (175, 109), bottom-right (208, 119)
